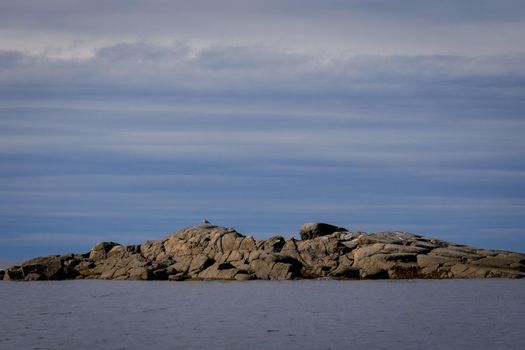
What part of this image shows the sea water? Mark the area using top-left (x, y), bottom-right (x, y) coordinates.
top-left (0, 279), bottom-right (524, 350)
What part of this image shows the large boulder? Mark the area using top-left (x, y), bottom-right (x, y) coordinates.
top-left (188, 254), bottom-right (214, 276)
top-left (89, 241), bottom-right (119, 261)
top-left (300, 222), bottom-right (347, 240)
top-left (128, 266), bottom-right (152, 280)
top-left (163, 225), bottom-right (243, 260)
top-left (197, 262), bottom-right (239, 280)
top-left (21, 256), bottom-right (64, 280)
top-left (249, 254), bottom-right (302, 280)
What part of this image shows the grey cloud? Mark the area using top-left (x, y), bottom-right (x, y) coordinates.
top-left (96, 42), bottom-right (191, 63)
top-left (193, 46), bottom-right (308, 70)
top-left (332, 0), bottom-right (525, 22)
top-left (1, 43), bottom-right (524, 100)
top-left (1, 1), bottom-right (525, 57)
top-left (0, 50), bottom-right (25, 69)
top-left (2, 1), bottom-right (524, 29)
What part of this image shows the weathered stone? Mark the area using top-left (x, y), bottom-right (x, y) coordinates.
top-left (303, 258), bottom-right (338, 277)
top-left (329, 255), bottom-right (358, 278)
top-left (341, 239), bottom-right (360, 250)
top-left (296, 239), bottom-right (332, 265)
top-left (234, 273), bottom-right (252, 281)
top-left (126, 244), bottom-right (141, 254)
top-left (61, 257), bottom-right (81, 278)
top-left (128, 267), bottom-right (152, 280)
top-left (248, 250), bottom-right (262, 261)
top-left (471, 256), bottom-right (520, 269)
top-left (280, 238), bottom-right (305, 264)
top-left (355, 250), bottom-right (420, 279)
top-left (412, 240), bottom-right (439, 250)
top-left (0, 270), bottom-right (4, 280)
top-left (238, 236), bottom-right (257, 251)
top-left (100, 269), bottom-right (115, 279)
top-left (163, 238), bottom-right (188, 257)
top-left (300, 222), bottom-right (347, 240)
top-left (261, 236), bottom-right (286, 252)
top-left (214, 252), bottom-right (229, 264)
top-left (338, 232), bottom-right (363, 241)
top-left (230, 260), bottom-right (250, 271)
top-left (25, 273), bottom-right (43, 281)
top-left (430, 247), bottom-right (481, 260)
top-left (249, 256), bottom-right (300, 280)
top-left (381, 244), bottom-right (427, 255)
top-left (494, 252), bottom-right (525, 263)
top-left (249, 259), bottom-right (273, 280)
top-left (89, 242), bottom-right (119, 261)
top-left (150, 260), bottom-right (171, 270)
top-left (329, 265), bottom-right (360, 279)
top-left (450, 264), bottom-right (492, 278)
top-left (4, 266), bottom-right (24, 280)
top-left (353, 244), bottom-right (386, 259)
top-left (417, 255), bottom-right (451, 269)
top-left (141, 240), bottom-right (166, 262)
top-left (188, 255), bottom-right (213, 274)
top-left (372, 231), bottom-right (419, 244)
top-left (388, 264), bottom-right (420, 279)
top-left (99, 254), bottom-right (149, 279)
top-left (281, 238), bottom-right (297, 252)
top-left (107, 245), bottom-right (126, 258)
top-left (22, 256), bottom-right (63, 280)
top-left (227, 250), bottom-right (243, 262)
top-left (75, 261), bottom-right (96, 277)
top-left (264, 253), bottom-right (302, 266)
top-left (270, 262), bottom-right (297, 280)
top-left (221, 233), bottom-right (238, 252)
top-left (172, 256), bottom-right (193, 273)
top-left (198, 263), bottom-right (239, 280)
top-left (164, 226), bottom-right (243, 258)
top-left (353, 255), bottom-right (391, 279)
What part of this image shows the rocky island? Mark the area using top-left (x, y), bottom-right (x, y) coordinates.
top-left (2, 223), bottom-right (524, 281)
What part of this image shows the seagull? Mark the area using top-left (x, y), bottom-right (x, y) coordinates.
top-left (202, 219), bottom-right (211, 224)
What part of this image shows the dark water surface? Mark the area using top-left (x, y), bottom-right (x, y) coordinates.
top-left (0, 279), bottom-right (524, 350)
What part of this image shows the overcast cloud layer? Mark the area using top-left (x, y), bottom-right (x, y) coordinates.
top-left (1, 1), bottom-right (525, 259)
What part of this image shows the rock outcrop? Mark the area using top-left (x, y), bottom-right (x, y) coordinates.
top-left (299, 222), bottom-right (347, 240)
top-left (2, 223), bottom-right (524, 281)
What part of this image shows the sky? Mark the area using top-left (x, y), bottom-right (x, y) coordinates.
top-left (1, 0), bottom-right (525, 259)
